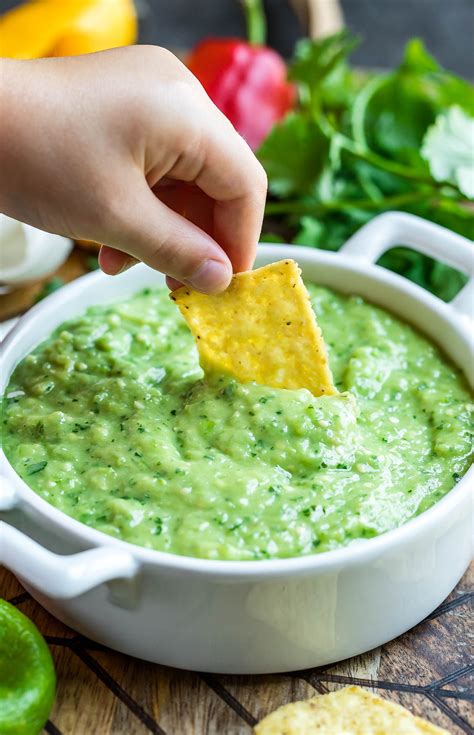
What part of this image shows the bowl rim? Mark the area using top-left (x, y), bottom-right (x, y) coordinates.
top-left (1, 245), bottom-right (473, 579)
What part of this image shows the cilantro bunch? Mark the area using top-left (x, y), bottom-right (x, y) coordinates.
top-left (258, 32), bottom-right (474, 301)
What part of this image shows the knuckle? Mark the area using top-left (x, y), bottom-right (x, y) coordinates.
top-left (146, 229), bottom-right (176, 264)
top-left (101, 187), bottom-right (124, 226)
top-left (142, 45), bottom-right (176, 65)
top-left (232, 137), bottom-right (268, 197)
top-left (148, 235), bottom-right (199, 279)
top-left (147, 235), bottom-right (168, 265)
top-left (97, 185), bottom-right (134, 244)
top-left (145, 45), bottom-right (199, 87)
top-left (239, 156), bottom-right (268, 202)
top-left (254, 161), bottom-right (268, 195)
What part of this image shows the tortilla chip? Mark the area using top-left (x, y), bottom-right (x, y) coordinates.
top-left (171, 260), bottom-right (336, 396)
top-left (254, 686), bottom-right (450, 735)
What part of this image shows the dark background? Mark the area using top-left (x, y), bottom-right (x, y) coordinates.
top-left (1, 0), bottom-right (473, 77)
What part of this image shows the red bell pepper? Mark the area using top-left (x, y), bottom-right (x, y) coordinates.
top-left (186, 0), bottom-right (295, 150)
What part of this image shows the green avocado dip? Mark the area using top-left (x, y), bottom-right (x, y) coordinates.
top-left (2, 285), bottom-right (472, 560)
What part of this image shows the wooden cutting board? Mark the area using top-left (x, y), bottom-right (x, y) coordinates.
top-left (1, 565), bottom-right (472, 734)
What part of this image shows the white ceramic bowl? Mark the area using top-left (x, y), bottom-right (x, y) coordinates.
top-left (1, 213), bottom-right (473, 674)
top-left (0, 214), bottom-right (73, 290)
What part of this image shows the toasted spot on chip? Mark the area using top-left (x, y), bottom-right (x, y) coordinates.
top-left (254, 686), bottom-right (450, 735)
top-left (171, 260), bottom-right (337, 397)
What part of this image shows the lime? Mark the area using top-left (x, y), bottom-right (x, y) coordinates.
top-left (0, 599), bottom-right (56, 735)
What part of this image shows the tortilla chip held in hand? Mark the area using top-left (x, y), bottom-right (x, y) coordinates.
top-left (171, 260), bottom-right (336, 397)
top-left (254, 686), bottom-right (450, 735)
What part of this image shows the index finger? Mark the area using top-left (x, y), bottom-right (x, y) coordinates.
top-left (194, 112), bottom-right (268, 273)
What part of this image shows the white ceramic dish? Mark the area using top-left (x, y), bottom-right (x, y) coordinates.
top-left (0, 212), bottom-right (473, 674)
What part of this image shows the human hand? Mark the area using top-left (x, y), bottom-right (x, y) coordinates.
top-left (0, 47), bottom-right (267, 292)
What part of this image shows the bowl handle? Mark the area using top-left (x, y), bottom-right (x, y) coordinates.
top-left (0, 521), bottom-right (139, 599)
top-left (340, 212), bottom-right (474, 318)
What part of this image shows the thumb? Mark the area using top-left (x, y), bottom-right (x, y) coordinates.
top-left (101, 181), bottom-right (232, 293)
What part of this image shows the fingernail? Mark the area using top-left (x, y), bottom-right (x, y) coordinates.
top-left (117, 258), bottom-right (137, 275)
top-left (189, 260), bottom-right (231, 293)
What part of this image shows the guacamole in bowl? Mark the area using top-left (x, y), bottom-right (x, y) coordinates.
top-left (2, 284), bottom-right (472, 561)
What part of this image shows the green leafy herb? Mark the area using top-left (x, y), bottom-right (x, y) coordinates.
top-left (72, 422), bottom-right (90, 433)
top-left (422, 106), bottom-right (474, 198)
top-left (258, 33), bottom-right (473, 301)
top-left (34, 278), bottom-right (64, 303)
top-left (26, 461), bottom-right (47, 475)
top-left (259, 231), bottom-right (286, 243)
top-left (289, 29), bottom-right (359, 89)
top-left (259, 114), bottom-right (329, 197)
top-left (86, 256), bottom-right (100, 271)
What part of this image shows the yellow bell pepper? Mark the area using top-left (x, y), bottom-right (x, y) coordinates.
top-left (0, 0), bottom-right (137, 59)
top-left (52, 0), bottom-right (136, 56)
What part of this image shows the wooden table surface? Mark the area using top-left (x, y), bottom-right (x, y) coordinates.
top-left (1, 565), bottom-right (472, 734)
